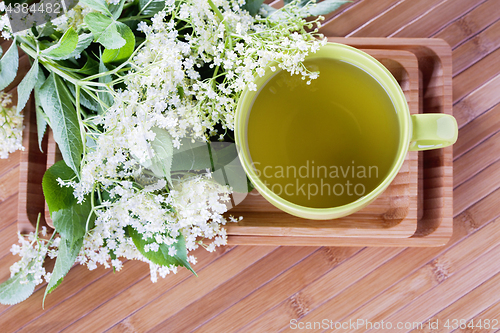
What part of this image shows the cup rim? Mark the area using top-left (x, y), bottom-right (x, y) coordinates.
top-left (235, 42), bottom-right (410, 219)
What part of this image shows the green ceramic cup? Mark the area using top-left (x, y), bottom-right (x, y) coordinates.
top-left (235, 42), bottom-right (458, 220)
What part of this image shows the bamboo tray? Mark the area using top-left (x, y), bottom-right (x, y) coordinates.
top-left (226, 48), bottom-right (420, 238)
top-left (227, 38), bottom-right (453, 247)
top-left (17, 47), bottom-right (420, 238)
top-left (17, 38), bottom-right (453, 247)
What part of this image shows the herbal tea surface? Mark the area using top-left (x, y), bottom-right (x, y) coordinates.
top-left (247, 58), bottom-right (400, 208)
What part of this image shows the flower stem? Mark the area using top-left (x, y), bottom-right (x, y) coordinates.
top-left (207, 0), bottom-right (232, 48)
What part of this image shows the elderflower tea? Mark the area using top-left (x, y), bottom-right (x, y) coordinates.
top-left (247, 58), bottom-right (400, 208)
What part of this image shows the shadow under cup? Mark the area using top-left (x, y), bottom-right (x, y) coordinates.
top-left (235, 43), bottom-right (411, 220)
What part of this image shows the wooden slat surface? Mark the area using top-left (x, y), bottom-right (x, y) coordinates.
top-left (1, 0), bottom-right (500, 331)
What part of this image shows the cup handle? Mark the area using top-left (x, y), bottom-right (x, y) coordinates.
top-left (409, 114), bottom-right (458, 151)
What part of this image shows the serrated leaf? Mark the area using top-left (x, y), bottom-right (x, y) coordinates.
top-left (109, 0), bottom-right (126, 20)
top-left (42, 160), bottom-right (77, 215)
top-left (102, 23), bottom-right (135, 64)
top-left (242, 0), bottom-right (265, 16)
top-left (51, 196), bottom-right (94, 243)
top-left (41, 27), bottom-right (79, 59)
top-left (17, 59), bottom-right (39, 112)
top-left (80, 0), bottom-right (112, 16)
top-left (259, 4), bottom-right (285, 20)
top-left (211, 142), bottom-right (238, 170)
top-left (35, 105), bottom-right (48, 152)
top-left (39, 73), bottom-right (83, 174)
top-left (0, 40), bottom-right (19, 91)
top-left (128, 227), bottom-right (196, 275)
top-left (67, 82), bottom-right (100, 112)
top-left (98, 59), bottom-right (113, 114)
top-left (142, 127), bottom-right (173, 184)
top-left (283, 0), bottom-right (309, 6)
top-left (0, 269), bottom-right (36, 305)
top-left (34, 69), bottom-right (47, 151)
top-left (210, 143), bottom-right (250, 194)
top-left (138, 0), bottom-right (166, 16)
top-left (303, 0), bottom-right (349, 16)
top-left (43, 237), bottom-right (82, 304)
top-left (171, 139), bottom-right (212, 172)
top-left (84, 13), bottom-right (126, 50)
top-left (58, 33), bottom-right (94, 60)
top-left (38, 21), bottom-right (56, 38)
top-left (75, 56), bottom-right (100, 75)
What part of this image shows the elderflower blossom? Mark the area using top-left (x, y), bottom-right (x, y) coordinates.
top-left (0, 2), bottom-right (12, 39)
top-left (75, 0), bottom-right (326, 201)
top-left (76, 175), bottom-right (231, 281)
top-left (0, 92), bottom-right (24, 159)
top-left (9, 227), bottom-right (60, 285)
top-left (67, 0), bottom-right (327, 280)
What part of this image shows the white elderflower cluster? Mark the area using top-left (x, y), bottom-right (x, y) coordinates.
top-left (0, 2), bottom-right (12, 39)
top-left (170, 175), bottom-right (232, 251)
top-left (127, 0), bottom-right (326, 144)
top-left (51, 4), bottom-right (95, 33)
top-left (76, 175), bottom-right (231, 281)
top-left (0, 92), bottom-right (24, 159)
top-left (9, 227), bottom-right (60, 285)
top-left (69, 0), bottom-right (326, 278)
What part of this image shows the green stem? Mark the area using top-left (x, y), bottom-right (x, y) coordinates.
top-left (75, 85), bottom-right (87, 160)
top-left (86, 185), bottom-right (96, 233)
top-left (118, 15), bottom-right (150, 22)
top-left (81, 40), bottom-right (146, 82)
top-left (212, 65), bottom-right (220, 89)
top-left (18, 43), bottom-right (110, 89)
top-left (207, 0), bottom-right (232, 48)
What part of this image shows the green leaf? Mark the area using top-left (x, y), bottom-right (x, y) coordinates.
top-left (61, 33), bottom-right (94, 60)
top-left (0, 270), bottom-right (36, 305)
top-left (84, 13), bottom-right (126, 50)
top-left (42, 160), bottom-right (77, 216)
top-left (102, 23), bottom-right (135, 64)
top-left (0, 40), bottom-right (19, 91)
top-left (43, 237), bottom-right (83, 303)
top-left (258, 4), bottom-right (285, 20)
top-left (17, 59), bottom-right (39, 112)
top-left (211, 142), bottom-right (238, 170)
top-left (242, 0), bottom-right (265, 16)
top-left (211, 143), bottom-right (250, 193)
top-left (38, 21), bottom-right (56, 38)
top-left (283, 0), bottom-right (309, 6)
top-left (41, 27), bottom-right (79, 59)
top-left (138, 0), bottom-right (166, 16)
top-left (80, 0), bottom-right (112, 16)
top-left (304, 0), bottom-right (349, 16)
top-left (34, 69), bottom-right (48, 151)
top-left (35, 105), bottom-right (48, 152)
top-left (128, 227), bottom-right (196, 275)
top-left (109, 0), bottom-right (126, 20)
top-left (98, 59), bottom-right (113, 113)
top-left (67, 83), bottom-right (100, 112)
top-left (76, 56), bottom-right (100, 75)
top-left (39, 73), bottom-right (83, 174)
top-left (171, 139), bottom-right (212, 172)
top-left (51, 197), bottom-right (94, 243)
top-left (142, 127), bottom-right (173, 184)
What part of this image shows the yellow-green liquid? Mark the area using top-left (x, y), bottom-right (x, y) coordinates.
top-left (247, 58), bottom-right (400, 208)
